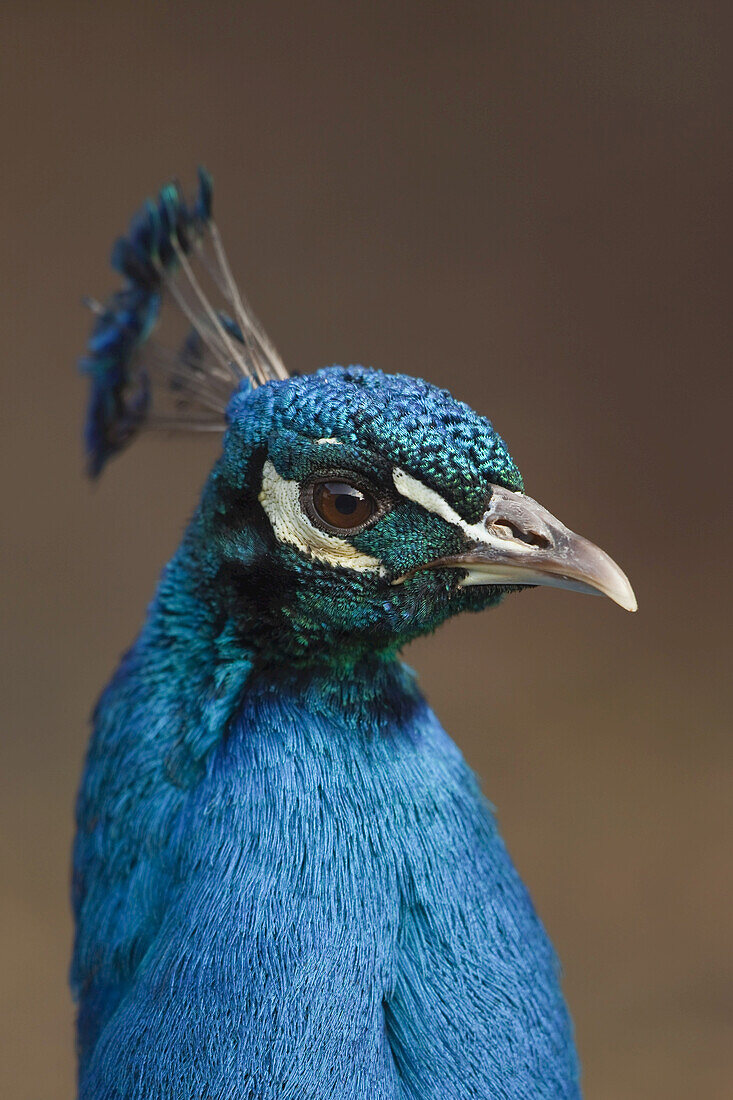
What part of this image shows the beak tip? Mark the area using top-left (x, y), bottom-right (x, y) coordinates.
top-left (607, 575), bottom-right (637, 613)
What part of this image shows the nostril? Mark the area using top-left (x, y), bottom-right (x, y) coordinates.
top-left (492, 518), bottom-right (552, 549)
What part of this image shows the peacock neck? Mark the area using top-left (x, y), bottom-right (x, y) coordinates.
top-left (126, 517), bottom-right (423, 772)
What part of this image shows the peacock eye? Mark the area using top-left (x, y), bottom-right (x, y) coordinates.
top-left (309, 479), bottom-right (378, 532)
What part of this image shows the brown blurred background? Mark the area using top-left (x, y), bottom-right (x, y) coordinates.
top-left (1, 2), bottom-right (731, 1097)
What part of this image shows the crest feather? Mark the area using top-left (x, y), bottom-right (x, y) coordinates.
top-left (78, 168), bottom-right (287, 477)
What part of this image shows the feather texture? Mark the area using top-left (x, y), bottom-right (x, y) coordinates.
top-left (78, 169), bottom-right (286, 476)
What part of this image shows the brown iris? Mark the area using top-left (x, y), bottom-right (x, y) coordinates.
top-left (311, 480), bottom-right (376, 531)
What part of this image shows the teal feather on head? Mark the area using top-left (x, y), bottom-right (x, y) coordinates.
top-left (206, 365), bottom-right (526, 665)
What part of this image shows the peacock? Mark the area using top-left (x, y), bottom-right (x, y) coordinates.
top-left (73, 170), bottom-right (636, 1100)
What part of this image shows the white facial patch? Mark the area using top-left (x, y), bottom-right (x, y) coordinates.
top-left (258, 459), bottom-right (385, 574)
top-left (392, 467), bottom-right (534, 559)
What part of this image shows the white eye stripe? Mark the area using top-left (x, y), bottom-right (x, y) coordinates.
top-left (258, 460), bottom-right (384, 574)
top-left (392, 468), bottom-right (468, 530)
top-left (314, 437), bottom-right (343, 446)
top-left (392, 467), bottom-right (518, 553)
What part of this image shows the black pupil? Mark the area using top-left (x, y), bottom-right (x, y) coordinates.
top-left (333, 488), bottom-right (359, 515)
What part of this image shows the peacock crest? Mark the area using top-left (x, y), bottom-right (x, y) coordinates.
top-left (78, 169), bottom-right (288, 476)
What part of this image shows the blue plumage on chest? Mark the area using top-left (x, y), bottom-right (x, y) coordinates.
top-left (77, 662), bottom-right (579, 1099)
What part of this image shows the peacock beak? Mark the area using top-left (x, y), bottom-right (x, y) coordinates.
top-left (429, 484), bottom-right (637, 612)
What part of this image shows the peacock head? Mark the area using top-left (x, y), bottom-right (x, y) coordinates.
top-left (80, 171), bottom-right (635, 665)
top-left (195, 365), bottom-right (635, 662)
